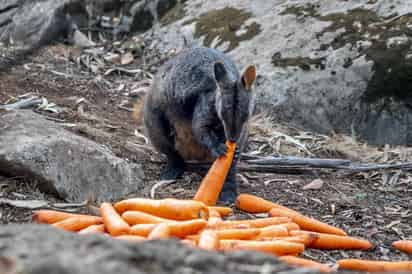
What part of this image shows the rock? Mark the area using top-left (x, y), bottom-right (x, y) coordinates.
top-left (0, 223), bottom-right (367, 274)
top-left (141, 0), bottom-right (412, 145)
top-left (0, 0), bottom-right (88, 49)
top-left (0, 0), bottom-right (88, 71)
top-left (0, 110), bottom-right (145, 202)
top-left (129, 0), bottom-right (179, 33)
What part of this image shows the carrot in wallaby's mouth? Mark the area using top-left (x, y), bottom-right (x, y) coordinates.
top-left (193, 141), bottom-right (237, 206)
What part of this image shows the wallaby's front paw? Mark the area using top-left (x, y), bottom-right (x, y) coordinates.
top-left (218, 189), bottom-right (237, 205)
top-left (211, 143), bottom-right (227, 158)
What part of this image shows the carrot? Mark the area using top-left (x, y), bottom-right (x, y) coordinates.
top-left (121, 211), bottom-right (176, 225)
top-left (148, 223), bottom-right (172, 239)
top-left (279, 256), bottom-right (332, 273)
top-left (235, 194), bottom-right (299, 214)
top-left (208, 217), bottom-right (291, 229)
top-left (392, 240), bottom-right (412, 254)
top-left (114, 198), bottom-right (209, 220)
top-left (78, 224), bottom-right (106, 234)
top-left (193, 141), bottom-right (236, 206)
top-left (100, 202), bottom-right (130, 236)
top-left (208, 208), bottom-right (222, 219)
top-left (130, 219), bottom-right (207, 238)
top-left (188, 228), bottom-right (261, 241)
top-left (258, 236), bottom-right (314, 246)
top-left (219, 240), bottom-right (304, 256)
top-left (256, 225), bottom-right (289, 239)
top-left (32, 210), bottom-right (96, 224)
top-left (269, 208), bottom-right (346, 236)
top-left (52, 216), bottom-right (103, 232)
top-left (290, 230), bottom-right (372, 250)
top-left (338, 259), bottom-right (412, 272)
top-left (198, 230), bottom-right (220, 250)
top-left (280, 222), bottom-right (300, 232)
top-left (115, 235), bottom-right (146, 242)
top-left (127, 224), bottom-right (155, 237)
top-left (207, 208), bottom-right (222, 227)
top-left (208, 206), bottom-right (233, 217)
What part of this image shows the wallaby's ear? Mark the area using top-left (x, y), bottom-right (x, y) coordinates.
top-left (214, 61), bottom-right (228, 83)
top-left (241, 65), bottom-right (256, 90)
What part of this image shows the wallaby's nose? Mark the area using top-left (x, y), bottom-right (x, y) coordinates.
top-left (228, 137), bottom-right (237, 142)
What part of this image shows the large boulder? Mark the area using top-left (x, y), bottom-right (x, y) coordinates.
top-left (143, 0), bottom-right (412, 145)
top-left (0, 110), bottom-right (145, 202)
top-left (0, 223), bottom-right (368, 274)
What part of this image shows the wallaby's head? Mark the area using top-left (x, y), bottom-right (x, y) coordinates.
top-left (214, 61), bottom-right (257, 142)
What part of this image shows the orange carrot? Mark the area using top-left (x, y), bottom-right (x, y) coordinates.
top-left (208, 206), bottom-right (233, 217)
top-left (148, 223), bottom-right (171, 239)
top-left (269, 208), bottom-right (346, 236)
top-left (281, 222), bottom-right (300, 232)
top-left (219, 240), bottom-right (304, 256)
top-left (236, 194), bottom-right (299, 214)
top-left (279, 256), bottom-right (332, 273)
top-left (122, 211), bottom-right (176, 225)
top-left (52, 216), bottom-right (103, 232)
top-left (207, 208), bottom-right (222, 227)
top-left (100, 202), bottom-right (130, 236)
top-left (338, 259), bottom-right (412, 272)
top-left (258, 236), bottom-right (314, 246)
top-left (115, 235), bottom-right (146, 242)
top-left (198, 230), bottom-right (220, 250)
top-left (78, 224), bottom-right (106, 234)
top-left (130, 219), bottom-right (207, 238)
top-left (393, 240), bottom-right (412, 254)
top-left (114, 198), bottom-right (209, 220)
top-left (193, 141), bottom-right (236, 206)
top-left (208, 217), bottom-right (291, 229)
top-left (128, 224), bottom-right (155, 237)
top-left (32, 210), bottom-right (97, 224)
top-left (290, 230), bottom-right (372, 250)
top-left (256, 225), bottom-right (289, 239)
top-left (188, 228), bottom-right (261, 241)
top-left (208, 208), bottom-right (222, 219)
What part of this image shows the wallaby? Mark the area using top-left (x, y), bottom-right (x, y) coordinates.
top-left (143, 47), bottom-right (256, 203)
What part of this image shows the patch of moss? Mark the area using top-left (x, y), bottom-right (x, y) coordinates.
top-left (272, 52), bottom-right (326, 71)
top-left (280, 4), bottom-right (319, 18)
top-left (278, 5), bottom-right (412, 102)
top-left (183, 7), bottom-right (261, 52)
top-left (315, 9), bottom-right (412, 102)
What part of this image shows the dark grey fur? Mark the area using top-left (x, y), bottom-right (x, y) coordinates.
top-left (143, 47), bottom-right (256, 203)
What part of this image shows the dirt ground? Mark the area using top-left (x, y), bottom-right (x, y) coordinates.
top-left (0, 44), bottom-right (411, 265)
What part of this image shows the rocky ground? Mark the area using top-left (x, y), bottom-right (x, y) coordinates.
top-left (0, 43), bottom-right (411, 274)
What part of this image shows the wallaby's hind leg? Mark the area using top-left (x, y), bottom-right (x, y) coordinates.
top-left (219, 129), bottom-right (249, 204)
top-left (144, 107), bottom-right (185, 180)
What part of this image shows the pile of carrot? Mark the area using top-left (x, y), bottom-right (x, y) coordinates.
top-left (31, 141), bottom-right (412, 273)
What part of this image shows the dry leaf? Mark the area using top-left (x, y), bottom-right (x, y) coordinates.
top-left (302, 178), bottom-right (324, 190)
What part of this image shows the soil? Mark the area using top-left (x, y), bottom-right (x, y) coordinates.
top-left (0, 44), bottom-right (411, 266)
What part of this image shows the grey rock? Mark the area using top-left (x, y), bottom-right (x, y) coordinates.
top-left (0, 223), bottom-right (371, 274)
top-left (142, 0), bottom-right (412, 145)
top-left (0, 0), bottom-right (88, 71)
top-left (0, 110), bottom-right (145, 202)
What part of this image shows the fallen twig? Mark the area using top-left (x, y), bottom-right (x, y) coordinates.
top-left (0, 96), bottom-right (42, 110)
top-left (150, 180), bottom-right (176, 199)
